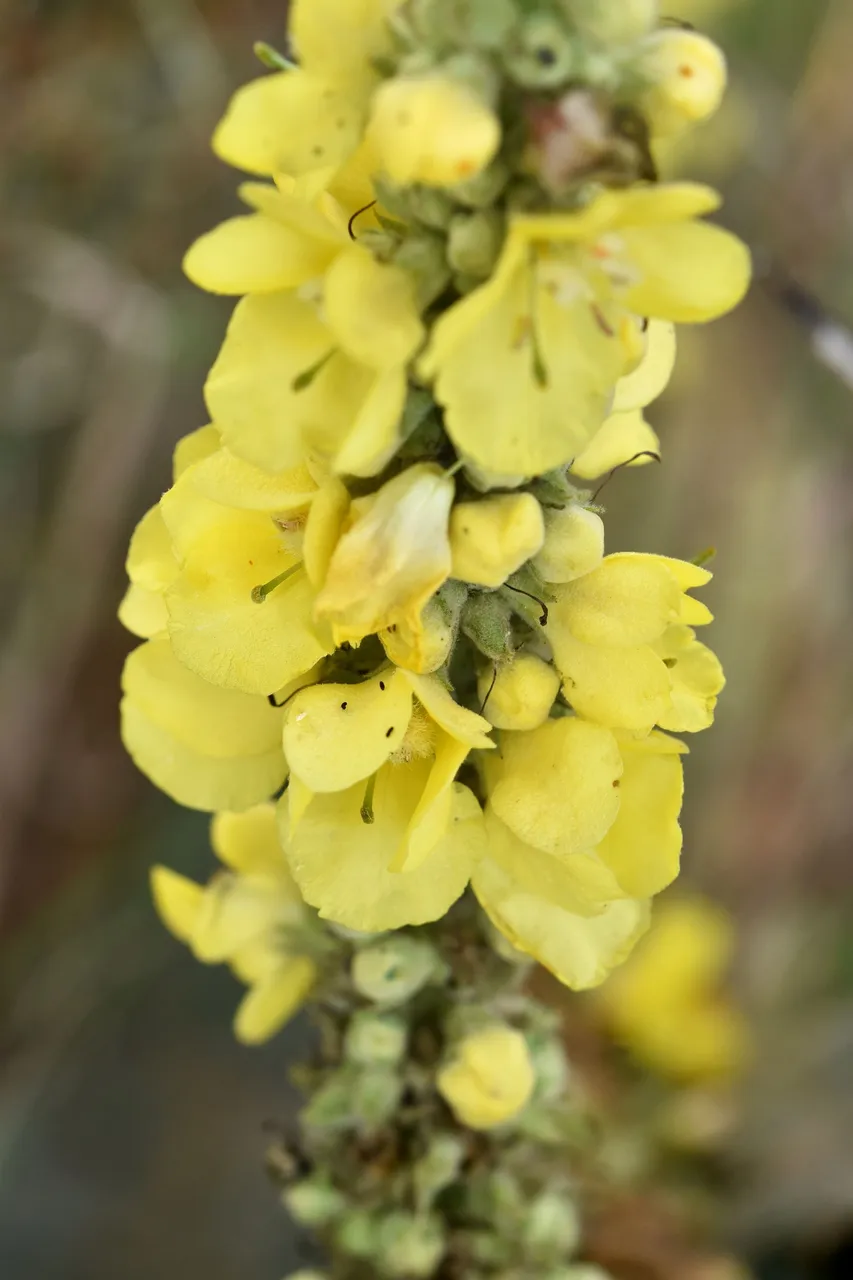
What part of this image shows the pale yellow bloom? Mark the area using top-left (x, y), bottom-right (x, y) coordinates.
top-left (437, 1025), bottom-right (535, 1129)
top-left (449, 493), bottom-right (545, 588)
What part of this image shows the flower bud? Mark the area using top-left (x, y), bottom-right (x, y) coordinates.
top-left (528, 1033), bottom-right (571, 1101)
top-left (412, 0), bottom-right (516, 52)
top-left (351, 1066), bottom-right (404, 1127)
top-left (378, 1211), bottom-right (445, 1278)
top-left (568, 0), bottom-right (658, 44)
top-left (393, 232), bottom-right (452, 309)
top-left (351, 936), bottom-right (441, 1006)
top-left (639, 30), bottom-right (727, 137)
top-left (344, 1010), bottom-right (408, 1066)
top-left (381, 595), bottom-right (454, 674)
top-left (533, 504), bottom-right (604, 583)
top-left (477, 652), bottom-right (560, 731)
top-left (315, 463), bottom-right (454, 646)
top-left (369, 74), bottom-right (501, 187)
top-left (545, 1269), bottom-right (614, 1280)
top-left (447, 209), bottom-right (504, 279)
top-left (450, 494), bottom-right (545, 588)
top-left (283, 1272), bottom-right (329, 1280)
top-left (335, 1209), bottom-right (380, 1259)
top-left (523, 1191), bottom-right (582, 1261)
top-left (414, 1133), bottom-right (466, 1207)
top-left (284, 1177), bottom-right (346, 1227)
top-left (437, 1024), bottom-right (535, 1130)
top-left (505, 14), bottom-right (577, 89)
top-left (460, 592), bottom-right (514, 662)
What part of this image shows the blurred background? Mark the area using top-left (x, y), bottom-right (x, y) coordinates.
top-left (1, 0), bottom-right (852, 1277)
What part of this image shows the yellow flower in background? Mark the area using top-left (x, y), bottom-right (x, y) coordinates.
top-left (151, 805), bottom-right (318, 1044)
top-left (205, 244), bottom-right (424, 477)
top-left (437, 1025), bottom-right (535, 1130)
top-left (314, 463), bottom-right (454, 645)
top-left (421, 184), bottom-right (749, 477)
top-left (212, 0), bottom-right (399, 195)
top-left (599, 896), bottom-right (751, 1080)
top-left (368, 74), bottom-right (501, 187)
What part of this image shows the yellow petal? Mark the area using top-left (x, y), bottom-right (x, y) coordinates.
top-left (281, 764), bottom-right (484, 930)
top-left (611, 320), bottom-right (676, 413)
top-left (483, 808), bottom-right (624, 915)
top-left (400, 671), bottom-right (494, 749)
top-left (118, 583), bottom-right (168, 639)
top-left (213, 70), bottom-right (363, 182)
top-left (150, 865), bottom-right (204, 943)
top-left (489, 718), bottom-right (622, 857)
top-left (552, 630), bottom-right (672, 733)
top-left (290, 0), bottom-right (395, 89)
top-left (570, 410), bottom-right (661, 480)
top-left (126, 505), bottom-right (178, 593)
top-left (332, 365), bottom-right (408, 477)
top-left (314, 464), bottom-right (454, 644)
top-left (423, 256), bottom-right (624, 475)
top-left (234, 957), bottom-right (318, 1044)
top-left (550, 553), bottom-right (682, 647)
top-left (302, 477), bottom-right (350, 588)
top-left (122, 638), bottom-right (284, 757)
top-left (449, 493), bottom-right (544, 588)
top-left (121, 698), bottom-right (286, 812)
top-left (511, 182), bottom-right (722, 244)
top-left (438, 1024), bottom-right (534, 1130)
top-left (620, 220), bottom-right (751, 323)
top-left (391, 731), bottom-right (470, 873)
top-left (164, 508), bottom-right (329, 695)
top-left (187, 448), bottom-right (318, 514)
top-left (473, 856), bottom-right (650, 989)
top-left (284, 669), bottom-right (413, 792)
top-left (324, 245), bottom-right (425, 369)
top-left (477, 652), bottom-right (560, 732)
top-left (596, 738), bottom-right (684, 897)
top-left (192, 873), bottom-right (291, 962)
top-left (173, 425), bottom-right (220, 481)
top-left (205, 293), bottom-right (374, 474)
top-left (654, 626), bottom-right (725, 733)
top-left (211, 804), bottom-right (294, 880)
top-left (183, 214), bottom-right (339, 295)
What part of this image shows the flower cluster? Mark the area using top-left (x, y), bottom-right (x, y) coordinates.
top-left (122, 0), bottom-right (749, 1022)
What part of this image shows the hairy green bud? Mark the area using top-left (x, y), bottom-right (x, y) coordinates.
top-left (345, 1010), bottom-right (408, 1066)
top-left (505, 14), bottom-right (577, 89)
top-left (378, 1212), bottom-right (445, 1278)
top-left (284, 1177), bottom-right (346, 1227)
top-left (351, 936), bottom-right (442, 1006)
top-left (447, 209), bottom-right (504, 279)
top-left (414, 1133), bottom-right (466, 1209)
top-left (524, 1191), bottom-right (582, 1261)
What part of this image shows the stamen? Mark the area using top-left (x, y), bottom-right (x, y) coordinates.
top-left (348, 201), bottom-right (378, 240)
top-left (479, 665), bottom-right (499, 716)
top-left (292, 347), bottom-right (336, 393)
top-left (591, 451), bottom-right (661, 502)
top-left (360, 774), bottom-right (377, 825)
top-left (252, 564), bottom-right (301, 603)
top-left (504, 584), bottom-right (549, 626)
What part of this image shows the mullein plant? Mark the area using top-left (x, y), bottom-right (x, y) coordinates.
top-left (120, 1), bottom-right (750, 1274)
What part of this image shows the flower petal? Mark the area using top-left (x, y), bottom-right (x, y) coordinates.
top-left (620, 220), bottom-right (751, 323)
top-left (596, 738), bottom-right (684, 897)
top-left (570, 409), bottom-right (661, 480)
top-left (234, 957), bottom-right (318, 1044)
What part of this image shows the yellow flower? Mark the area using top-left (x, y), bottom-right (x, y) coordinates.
top-left (449, 493), bottom-right (545, 588)
top-left (380, 596), bottom-right (455, 675)
top-left (368, 74), bottom-right (501, 187)
top-left (159, 463), bottom-right (331, 697)
top-left (421, 183), bottom-right (749, 476)
top-left (212, 0), bottom-right (398, 194)
top-left (314, 463), bottom-right (454, 645)
top-left (570, 318), bottom-right (674, 479)
top-left (532, 503), bottom-right (604, 584)
top-left (282, 665), bottom-right (493, 876)
top-left (477, 652), bottom-right (561, 732)
top-left (280, 761), bottom-right (487, 932)
top-left (151, 804), bottom-right (317, 1043)
top-left (545, 553), bottom-right (720, 734)
top-left (121, 638), bottom-right (287, 812)
top-left (205, 244), bottom-right (425, 477)
top-left (599, 896), bottom-right (751, 1080)
top-left (437, 1024), bottom-right (535, 1130)
top-left (639, 30), bottom-right (727, 138)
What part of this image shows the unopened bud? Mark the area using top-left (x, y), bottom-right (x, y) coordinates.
top-left (351, 1066), bottom-right (404, 1127)
top-left (381, 595), bottom-right (454, 674)
top-left (414, 1134), bottom-right (466, 1208)
top-left (393, 232), bottom-right (452, 308)
top-left (284, 1177), bottom-right (346, 1227)
top-left (567, 0), bottom-right (658, 44)
top-left (450, 493), bottom-right (545, 588)
top-left (378, 1211), bottom-right (445, 1278)
top-left (477, 652), bottom-right (560, 731)
top-left (351, 936), bottom-right (441, 1006)
top-left (336, 1209), bottom-right (380, 1259)
top-left (638, 30), bottom-right (727, 137)
top-left (534, 504), bottom-right (604, 583)
top-left (447, 209), bottom-right (504, 279)
top-left (345, 1010), bottom-right (408, 1066)
top-left (438, 1024), bottom-right (535, 1130)
top-left (369, 74), bottom-right (501, 188)
top-left (460, 592), bottom-right (514, 662)
top-left (524, 1191), bottom-right (582, 1260)
top-left (505, 14), bottom-right (577, 89)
